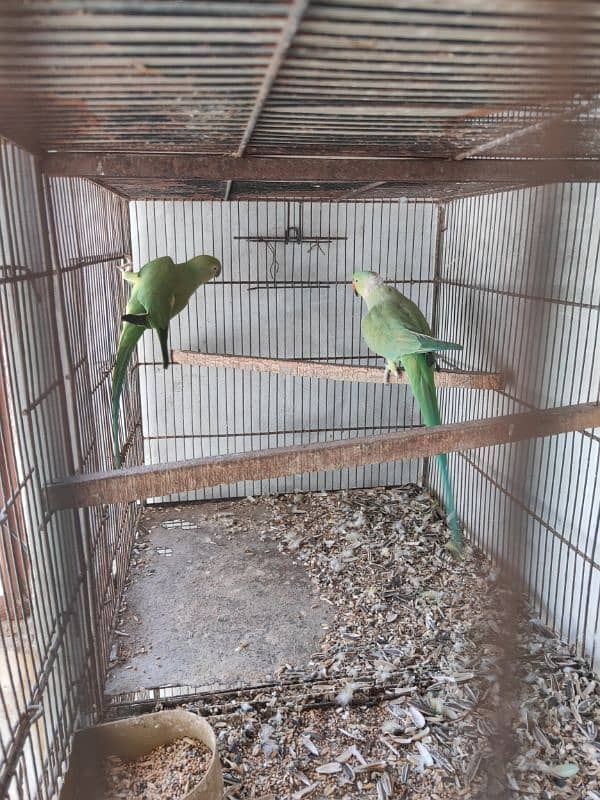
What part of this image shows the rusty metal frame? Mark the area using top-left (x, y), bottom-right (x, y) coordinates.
top-left (41, 153), bottom-right (600, 184)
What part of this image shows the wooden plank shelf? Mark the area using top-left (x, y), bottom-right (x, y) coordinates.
top-left (45, 402), bottom-right (600, 511)
top-left (171, 350), bottom-right (507, 390)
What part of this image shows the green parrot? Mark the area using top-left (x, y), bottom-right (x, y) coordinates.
top-left (112, 254), bottom-right (221, 468)
top-left (351, 270), bottom-right (464, 554)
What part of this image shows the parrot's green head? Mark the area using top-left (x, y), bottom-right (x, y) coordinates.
top-left (351, 270), bottom-right (383, 299)
top-left (187, 254), bottom-right (222, 282)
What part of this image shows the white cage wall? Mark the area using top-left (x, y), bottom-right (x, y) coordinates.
top-left (130, 199), bottom-right (437, 501)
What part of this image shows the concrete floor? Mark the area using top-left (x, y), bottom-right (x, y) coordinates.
top-left (105, 499), bottom-right (331, 696)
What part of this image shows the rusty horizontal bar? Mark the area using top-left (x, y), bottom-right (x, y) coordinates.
top-left (172, 350), bottom-right (506, 390)
top-left (44, 402), bottom-right (600, 511)
top-left (40, 154), bottom-right (600, 183)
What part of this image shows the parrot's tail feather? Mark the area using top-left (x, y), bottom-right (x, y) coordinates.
top-left (435, 452), bottom-right (463, 554)
top-left (401, 353), bottom-right (463, 554)
top-left (112, 322), bottom-right (145, 468)
top-left (157, 328), bottom-right (169, 370)
top-left (401, 353), bottom-right (441, 428)
top-left (414, 332), bottom-right (462, 353)
top-left (432, 340), bottom-right (462, 351)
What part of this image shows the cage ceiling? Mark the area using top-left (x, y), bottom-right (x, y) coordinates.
top-left (2, 0), bottom-right (600, 200)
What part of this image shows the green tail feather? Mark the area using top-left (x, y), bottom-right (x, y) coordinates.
top-left (435, 451), bottom-right (461, 553)
top-left (112, 322), bottom-right (144, 468)
top-left (157, 327), bottom-right (170, 370)
top-left (401, 353), bottom-right (463, 553)
top-left (414, 332), bottom-right (463, 354)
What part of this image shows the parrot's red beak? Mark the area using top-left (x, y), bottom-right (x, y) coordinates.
top-left (352, 280), bottom-right (358, 297)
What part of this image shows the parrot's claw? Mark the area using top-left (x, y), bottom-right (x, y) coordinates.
top-left (384, 361), bottom-right (400, 383)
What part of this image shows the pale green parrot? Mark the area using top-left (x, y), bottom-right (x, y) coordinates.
top-left (352, 270), bottom-right (464, 554)
top-left (112, 254), bottom-right (221, 468)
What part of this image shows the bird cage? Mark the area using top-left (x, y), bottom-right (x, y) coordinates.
top-left (0, 2), bottom-right (599, 798)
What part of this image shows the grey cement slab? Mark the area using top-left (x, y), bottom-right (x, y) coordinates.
top-left (105, 500), bottom-right (331, 696)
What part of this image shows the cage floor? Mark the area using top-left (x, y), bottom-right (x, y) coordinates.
top-left (105, 498), bottom-right (332, 696)
top-left (105, 488), bottom-right (599, 799)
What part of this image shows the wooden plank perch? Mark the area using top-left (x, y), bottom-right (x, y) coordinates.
top-left (172, 350), bottom-right (506, 391)
top-left (45, 402), bottom-right (599, 511)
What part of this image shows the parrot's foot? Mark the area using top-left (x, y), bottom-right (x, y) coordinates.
top-left (384, 361), bottom-right (400, 383)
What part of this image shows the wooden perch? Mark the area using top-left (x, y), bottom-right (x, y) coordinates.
top-left (45, 402), bottom-right (599, 511)
top-left (172, 350), bottom-right (506, 391)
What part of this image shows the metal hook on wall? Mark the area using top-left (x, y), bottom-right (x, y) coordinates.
top-left (266, 241), bottom-right (280, 279)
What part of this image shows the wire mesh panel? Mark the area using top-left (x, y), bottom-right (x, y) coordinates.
top-left (44, 175), bottom-right (144, 727)
top-left (5, 1), bottom-right (600, 162)
top-left (432, 183), bottom-right (600, 669)
top-left (0, 139), bottom-right (140, 798)
top-left (129, 199), bottom-right (440, 501)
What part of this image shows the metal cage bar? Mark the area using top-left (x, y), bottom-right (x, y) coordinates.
top-left (0, 138), bottom-right (140, 798)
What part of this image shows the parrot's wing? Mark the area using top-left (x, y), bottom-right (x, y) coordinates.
top-left (136, 260), bottom-right (177, 330)
top-left (362, 301), bottom-right (462, 361)
top-left (375, 286), bottom-right (433, 335)
top-left (362, 302), bottom-right (425, 361)
top-left (171, 263), bottom-right (201, 315)
top-left (124, 293), bottom-right (147, 317)
top-left (137, 255), bottom-right (174, 278)
top-left (144, 298), bottom-right (175, 331)
top-left (172, 256), bottom-right (219, 313)
top-left (389, 290), bottom-right (433, 336)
